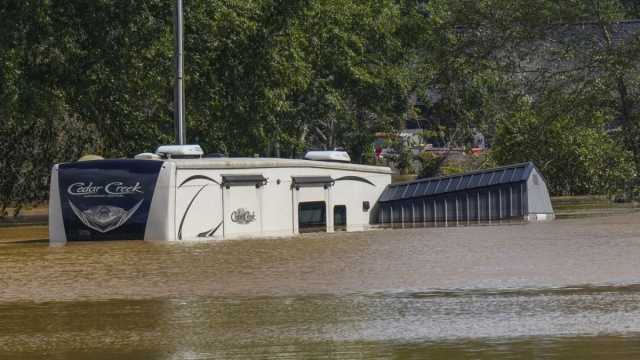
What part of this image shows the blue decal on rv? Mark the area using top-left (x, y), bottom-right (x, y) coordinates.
top-left (58, 160), bottom-right (163, 240)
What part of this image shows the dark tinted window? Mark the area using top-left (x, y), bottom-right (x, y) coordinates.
top-left (334, 205), bottom-right (347, 231)
top-left (299, 202), bottom-right (326, 233)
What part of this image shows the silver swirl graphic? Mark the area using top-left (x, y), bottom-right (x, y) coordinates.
top-left (69, 200), bottom-right (143, 233)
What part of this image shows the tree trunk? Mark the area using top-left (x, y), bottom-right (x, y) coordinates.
top-left (599, 20), bottom-right (640, 173)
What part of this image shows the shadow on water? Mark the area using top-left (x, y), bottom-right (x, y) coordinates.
top-left (0, 238), bottom-right (49, 245)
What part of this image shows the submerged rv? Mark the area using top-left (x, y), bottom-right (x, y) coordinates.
top-left (48, 145), bottom-right (555, 244)
top-left (49, 147), bottom-right (392, 244)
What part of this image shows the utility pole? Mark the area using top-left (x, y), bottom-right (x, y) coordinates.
top-left (174, 0), bottom-right (186, 144)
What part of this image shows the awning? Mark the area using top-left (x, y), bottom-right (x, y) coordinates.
top-left (292, 176), bottom-right (334, 189)
top-left (222, 174), bottom-right (267, 188)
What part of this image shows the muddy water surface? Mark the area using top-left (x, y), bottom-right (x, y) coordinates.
top-left (1, 213), bottom-right (640, 358)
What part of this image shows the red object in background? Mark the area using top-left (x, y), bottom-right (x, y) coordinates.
top-left (471, 147), bottom-right (484, 156)
top-left (375, 146), bottom-right (382, 159)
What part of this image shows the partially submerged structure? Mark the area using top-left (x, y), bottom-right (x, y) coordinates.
top-left (49, 151), bottom-right (391, 243)
top-left (48, 148), bottom-right (553, 244)
top-left (376, 162), bottom-right (554, 227)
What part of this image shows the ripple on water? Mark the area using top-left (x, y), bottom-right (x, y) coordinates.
top-left (1, 213), bottom-right (640, 358)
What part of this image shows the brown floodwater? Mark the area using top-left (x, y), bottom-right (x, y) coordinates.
top-left (1, 213), bottom-right (640, 358)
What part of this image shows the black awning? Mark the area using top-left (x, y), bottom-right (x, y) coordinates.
top-left (292, 176), bottom-right (334, 188)
top-left (222, 174), bottom-right (267, 188)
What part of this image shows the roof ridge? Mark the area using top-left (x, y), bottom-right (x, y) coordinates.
top-left (379, 162), bottom-right (539, 203)
top-left (389, 162), bottom-right (533, 188)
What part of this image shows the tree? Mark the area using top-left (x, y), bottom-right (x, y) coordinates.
top-left (186, 0), bottom-right (418, 162)
top-left (0, 0), bottom-right (424, 213)
top-left (492, 99), bottom-right (635, 195)
top-left (424, 0), bottom-right (640, 195)
top-left (1, 1), bottom-right (177, 215)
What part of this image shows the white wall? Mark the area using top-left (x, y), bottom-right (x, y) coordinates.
top-left (174, 166), bottom-right (390, 241)
top-left (145, 162), bottom-right (177, 240)
top-left (526, 168), bottom-right (554, 216)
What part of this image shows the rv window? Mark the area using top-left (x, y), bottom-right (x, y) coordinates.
top-left (298, 201), bottom-right (327, 233)
top-left (334, 205), bottom-right (347, 231)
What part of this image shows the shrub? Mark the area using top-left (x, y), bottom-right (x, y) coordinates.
top-left (416, 152), bottom-right (445, 178)
top-left (492, 105), bottom-right (636, 196)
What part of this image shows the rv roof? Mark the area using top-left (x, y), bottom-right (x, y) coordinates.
top-left (166, 157), bottom-right (392, 174)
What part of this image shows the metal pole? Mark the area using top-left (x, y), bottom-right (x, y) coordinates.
top-left (433, 200), bottom-right (437, 227)
top-left (488, 191), bottom-right (491, 224)
top-left (411, 202), bottom-right (415, 227)
top-left (477, 192), bottom-right (480, 224)
top-left (174, 0), bottom-right (186, 144)
top-left (444, 199), bottom-right (448, 227)
top-left (466, 193), bottom-right (469, 224)
top-left (454, 195), bottom-right (460, 226)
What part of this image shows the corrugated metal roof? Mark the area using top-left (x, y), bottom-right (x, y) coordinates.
top-left (378, 162), bottom-right (536, 203)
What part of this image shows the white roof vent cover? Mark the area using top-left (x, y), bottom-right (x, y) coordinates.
top-left (134, 152), bottom-right (162, 160)
top-left (155, 144), bottom-right (204, 158)
top-left (304, 150), bottom-right (351, 163)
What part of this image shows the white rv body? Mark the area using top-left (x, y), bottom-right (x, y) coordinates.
top-left (49, 157), bottom-right (391, 244)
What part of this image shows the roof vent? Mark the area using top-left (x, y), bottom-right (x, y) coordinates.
top-left (155, 145), bottom-right (203, 159)
top-left (134, 152), bottom-right (162, 160)
top-left (78, 154), bottom-right (104, 161)
top-left (304, 150), bottom-right (351, 163)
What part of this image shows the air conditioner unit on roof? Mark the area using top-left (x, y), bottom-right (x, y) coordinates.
top-left (304, 150), bottom-right (351, 163)
top-left (155, 144), bottom-right (203, 158)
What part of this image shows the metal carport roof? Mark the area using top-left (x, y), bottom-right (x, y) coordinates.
top-left (378, 162), bottom-right (537, 203)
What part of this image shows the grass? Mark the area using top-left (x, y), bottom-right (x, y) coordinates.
top-left (552, 195), bottom-right (639, 218)
top-left (0, 204), bottom-right (48, 242)
top-left (0, 225), bottom-right (48, 243)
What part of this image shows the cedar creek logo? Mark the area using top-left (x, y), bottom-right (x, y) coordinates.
top-left (66, 181), bottom-right (145, 233)
top-left (231, 208), bottom-right (256, 224)
top-left (67, 182), bottom-right (143, 197)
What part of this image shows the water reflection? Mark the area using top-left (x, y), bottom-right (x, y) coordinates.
top-left (3, 288), bottom-right (640, 359)
top-left (1, 213), bottom-right (640, 358)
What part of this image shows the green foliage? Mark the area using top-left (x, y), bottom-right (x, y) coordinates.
top-left (418, 128), bottom-right (448, 147)
top-left (388, 139), bottom-right (415, 175)
top-left (422, 0), bottom-right (640, 196)
top-left (0, 0), bottom-right (421, 214)
top-left (0, 1), bottom-right (111, 214)
top-left (416, 152), bottom-right (445, 179)
top-left (491, 100), bottom-right (636, 195)
top-left (185, 0), bottom-right (417, 161)
top-left (3, 0), bottom-right (640, 213)
top-left (439, 165), bottom-right (465, 176)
